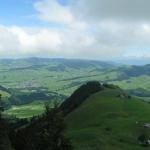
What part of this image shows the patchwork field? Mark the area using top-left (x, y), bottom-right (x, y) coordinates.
top-left (0, 58), bottom-right (149, 118)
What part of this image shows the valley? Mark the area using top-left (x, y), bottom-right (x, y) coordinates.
top-left (0, 58), bottom-right (149, 118)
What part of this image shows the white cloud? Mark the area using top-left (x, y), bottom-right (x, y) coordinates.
top-left (0, 25), bottom-right (62, 57)
top-left (0, 0), bottom-right (150, 59)
top-left (1, 22), bottom-right (150, 58)
top-left (0, 25), bottom-right (124, 58)
top-left (34, 0), bottom-right (89, 30)
top-left (34, 0), bottom-right (73, 24)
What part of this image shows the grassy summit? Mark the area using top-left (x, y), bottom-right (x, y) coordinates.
top-left (65, 84), bottom-right (150, 150)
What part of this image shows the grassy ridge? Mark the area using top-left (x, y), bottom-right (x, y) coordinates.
top-left (66, 88), bottom-right (150, 150)
top-left (0, 58), bottom-right (149, 118)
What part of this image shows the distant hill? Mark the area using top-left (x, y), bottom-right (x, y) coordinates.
top-left (0, 85), bottom-right (11, 100)
top-left (0, 58), bottom-right (149, 118)
top-left (64, 82), bottom-right (150, 150)
top-left (0, 85), bottom-right (10, 93)
top-left (117, 64), bottom-right (150, 79)
top-left (0, 58), bottom-right (113, 71)
top-left (109, 64), bottom-right (150, 99)
top-left (0, 58), bottom-right (115, 94)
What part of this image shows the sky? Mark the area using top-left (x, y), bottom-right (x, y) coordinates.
top-left (0, 0), bottom-right (150, 60)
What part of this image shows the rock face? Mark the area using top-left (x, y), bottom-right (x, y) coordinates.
top-left (138, 135), bottom-right (150, 147)
top-left (60, 81), bottom-right (103, 115)
top-left (143, 123), bottom-right (150, 128)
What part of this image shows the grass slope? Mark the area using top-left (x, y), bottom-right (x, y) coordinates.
top-left (0, 90), bottom-right (10, 98)
top-left (4, 101), bottom-right (45, 118)
top-left (66, 88), bottom-right (150, 150)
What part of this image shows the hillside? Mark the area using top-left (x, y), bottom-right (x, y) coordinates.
top-left (65, 84), bottom-right (150, 150)
top-left (111, 65), bottom-right (150, 98)
top-left (0, 58), bottom-right (114, 96)
top-left (1, 82), bottom-right (150, 150)
top-left (0, 58), bottom-right (149, 118)
top-left (0, 86), bottom-right (11, 98)
top-left (0, 58), bottom-right (149, 100)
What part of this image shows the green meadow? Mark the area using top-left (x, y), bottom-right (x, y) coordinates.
top-left (0, 58), bottom-right (149, 118)
top-left (66, 88), bottom-right (150, 150)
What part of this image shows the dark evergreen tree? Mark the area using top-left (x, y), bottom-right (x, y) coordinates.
top-left (36, 104), bottom-right (73, 150)
top-left (0, 94), bottom-right (3, 117)
top-left (14, 104), bottom-right (73, 150)
top-left (0, 94), bottom-right (14, 150)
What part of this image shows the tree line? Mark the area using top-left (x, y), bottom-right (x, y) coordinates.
top-left (0, 94), bottom-right (73, 150)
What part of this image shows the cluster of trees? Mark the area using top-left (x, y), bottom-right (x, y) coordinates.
top-left (0, 94), bottom-right (13, 150)
top-left (0, 94), bottom-right (73, 150)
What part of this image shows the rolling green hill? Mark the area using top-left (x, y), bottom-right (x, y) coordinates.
top-left (0, 58), bottom-right (114, 96)
top-left (0, 58), bottom-right (149, 118)
top-left (110, 65), bottom-right (150, 97)
top-left (65, 84), bottom-right (150, 150)
top-left (2, 82), bottom-right (150, 149)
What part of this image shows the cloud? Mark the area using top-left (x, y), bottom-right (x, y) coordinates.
top-left (34, 0), bottom-right (88, 30)
top-left (34, 0), bottom-right (73, 24)
top-left (34, 0), bottom-right (150, 23)
top-left (0, 25), bottom-right (124, 58)
top-left (0, 25), bottom-right (62, 57)
top-left (0, 0), bottom-right (150, 59)
top-left (0, 22), bottom-right (150, 59)
top-left (73, 0), bottom-right (150, 22)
